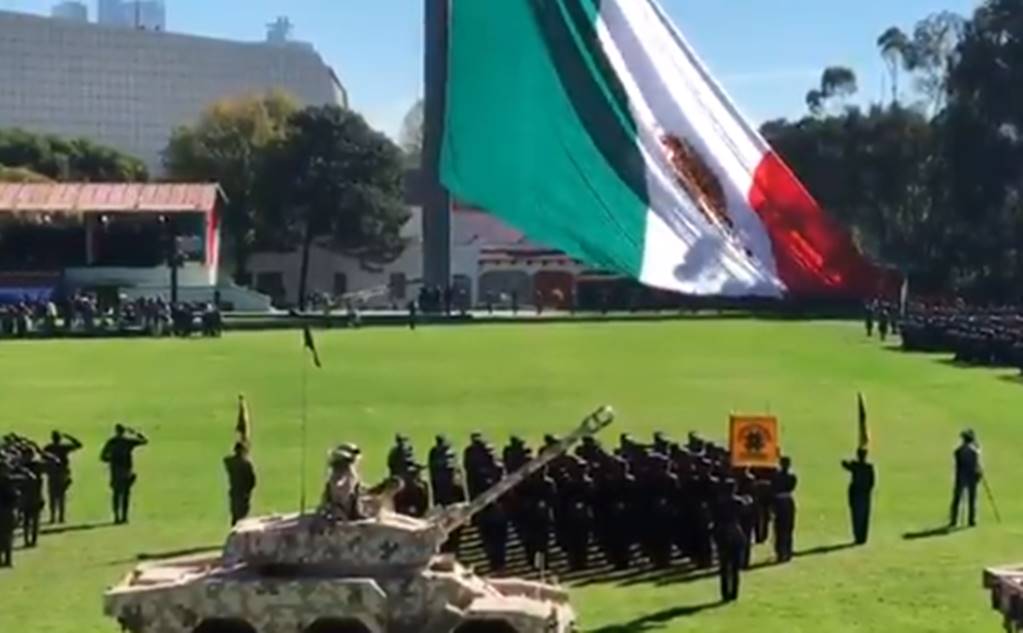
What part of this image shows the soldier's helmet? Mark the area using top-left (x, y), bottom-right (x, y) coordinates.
top-left (961, 429), bottom-right (977, 443)
top-left (328, 447), bottom-right (358, 468)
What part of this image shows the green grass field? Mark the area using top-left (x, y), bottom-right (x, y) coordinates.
top-left (0, 320), bottom-right (1018, 633)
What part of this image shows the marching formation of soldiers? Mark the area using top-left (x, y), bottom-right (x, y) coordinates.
top-left (896, 304), bottom-right (1023, 369)
top-left (385, 430), bottom-right (800, 603)
top-left (0, 431), bottom-right (83, 567)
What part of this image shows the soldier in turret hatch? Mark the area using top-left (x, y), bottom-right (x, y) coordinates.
top-left (428, 435), bottom-right (453, 482)
top-left (502, 436), bottom-right (531, 473)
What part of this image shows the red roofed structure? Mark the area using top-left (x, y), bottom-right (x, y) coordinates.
top-left (0, 183), bottom-right (225, 303)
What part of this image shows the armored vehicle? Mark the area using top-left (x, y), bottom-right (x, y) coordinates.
top-left (104, 406), bottom-right (614, 633)
top-left (984, 564), bottom-right (1023, 631)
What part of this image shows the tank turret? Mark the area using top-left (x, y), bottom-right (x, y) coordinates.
top-left (220, 405), bottom-right (614, 571)
top-left (104, 406), bottom-right (614, 633)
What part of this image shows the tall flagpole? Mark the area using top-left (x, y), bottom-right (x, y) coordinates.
top-left (300, 338), bottom-right (308, 514)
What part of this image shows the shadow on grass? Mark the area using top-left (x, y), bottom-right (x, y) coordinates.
top-left (587, 601), bottom-right (725, 633)
top-left (40, 520), bottom-right (115, 536)
top-left (902, 525), bottom-right (964, 541)
top-left (794, 542), bottom-right (858, 558)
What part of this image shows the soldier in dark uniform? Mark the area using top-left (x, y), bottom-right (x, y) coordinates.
top-left (751, 467), bottom-right (773, 544)
top-left (950, 429), bottom-right (983, 528)
top-left (842, 448), bottom-right (875, 545)
top-left (736, 468), bottom-right (757, 568)
top-left (431, 461), bottom-right (467, 554)
top-left (772, 456), bottom-right (798, 562)
top-left (474, 464), bottom-right (509, 571)
top-left (407, 300), bottom-right (417, 330)
top-left (642, 454), bottom-right (677, 568)
top-left (519, 470), bottom-right (556, 569)
top-left (555, 457), bottom-right (594, 570)
top-left (502, 436), bottom-right (531, 473)
top-left (100, 424), bottom-right (148, 525)
top-left (713, 478), bottom-right (750, 603)
top-left (223, 442), bottom-right (256, 525)
top-left (463, 432), bottom-right (493, 499)
top-left (601, 456), bottom-right (634, 569)
top-left (428, 435), bottom-right (453, 480)
top-left (690, 459), bottom-right (716, 569)
top-left (865, 301), bottom-right (875, 337)
top-left (394, 463), bottom-right (430, 518)
top-left (388, 435), bottom-right (414, 477)
top-left (0, 463), bottom-right (19, 568)
top-left (43, 431), bottom-right (83, 524)
top-left (19, 451), bottom-right (48, 547)
top-left (878, 308), bottom-right (890, 342)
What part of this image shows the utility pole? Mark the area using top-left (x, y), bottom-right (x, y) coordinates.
top-left (421, 0), bottom-right (451, 290)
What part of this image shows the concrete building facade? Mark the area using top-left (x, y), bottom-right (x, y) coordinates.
top-left (51, 1), bottom-right (88, 22)
top-left (0, 10), bottom-right (347, 173)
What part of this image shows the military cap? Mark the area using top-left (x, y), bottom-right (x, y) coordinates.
top-left (339, 442), bottom-right (361, 455)
top-left (329, 447), bottom-right (357, 466)
top-left (961, 428), bottom-right (977, 442)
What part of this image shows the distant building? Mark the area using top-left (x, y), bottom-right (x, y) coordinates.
top-left (96, 0), bottom-right (165, 30)
top-left (123, 0), bottom-right (166, 31)
top-left (97, 0), bottom-right (127, 26)
top-left (0, 10), bottom-right (347, 174)
top-left (51, 1), bottom-right (88, 22)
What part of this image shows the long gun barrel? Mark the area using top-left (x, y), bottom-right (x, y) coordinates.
top-left (432, 405), bottom-right (614, 537)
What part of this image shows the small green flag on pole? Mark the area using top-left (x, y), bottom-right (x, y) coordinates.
top-left (857, 392), bottom-right (870, 451)
top-left (303, 325), bottom-right (322, 369)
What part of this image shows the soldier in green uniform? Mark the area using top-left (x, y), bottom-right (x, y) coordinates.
top-left (100, 425), bottom-right (148, 525)
top-left (43, 431), bottom-right (83, 524)
top-left (842, 448), bottom-right (875, 545)
top-left (223, 442), bottom-right (256, 525)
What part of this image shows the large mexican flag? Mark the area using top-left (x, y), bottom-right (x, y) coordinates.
top-left (440, 0), bottom-right (881, 297)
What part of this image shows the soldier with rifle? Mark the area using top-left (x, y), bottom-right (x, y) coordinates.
top-left (950, 429), bottom-right (983, 528)
top-left (224, 442), bottom-right (257, 525)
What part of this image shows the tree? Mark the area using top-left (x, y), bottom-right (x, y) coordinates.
top-left (398, 98), bottom-right (424, 167)
top-left (877, 27), bottom-right (912, 105)
top-left (0, 129), bottom-right (147, 181)
top-left (0, 165), bottom-right (52, 183)
top-left (909, 12), bottom-right (966, 113)
top-left (261, 105), bottom-right (410, 309)
top-left (805, 66), bottom-right (858, 116)
top-left (163, 90), bottom-right (298, 284)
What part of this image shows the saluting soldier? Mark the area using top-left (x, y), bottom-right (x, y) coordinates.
top-left (43, 430), bottom-right (83, 524)
top-left (100, 424), bottom-right (148, 525)
top-left (224, 442), bottom-right (257, 525)
top-left (842, 448), bottom-right (875, 545)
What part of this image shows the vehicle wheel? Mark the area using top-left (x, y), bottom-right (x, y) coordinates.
top-left (452, 621), bottom-right (520, 633)
top-left (305, 618), bottom-right (373, 633)
top-left (193, 619), bottom-right (257, 633)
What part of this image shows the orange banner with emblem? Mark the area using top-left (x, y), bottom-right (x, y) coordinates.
top-left (729, 414), bottom-right (781, 468)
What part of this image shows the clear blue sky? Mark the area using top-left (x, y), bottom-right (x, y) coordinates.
top-left (2, 0), bottom-right (977, 138)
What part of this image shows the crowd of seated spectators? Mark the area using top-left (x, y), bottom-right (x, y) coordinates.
top-left (0, 293), bottom-right (222, 340)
